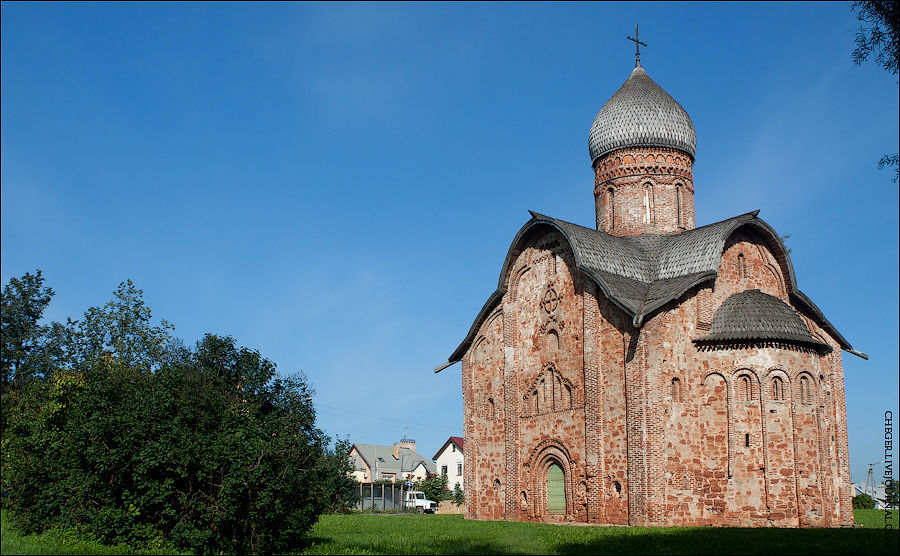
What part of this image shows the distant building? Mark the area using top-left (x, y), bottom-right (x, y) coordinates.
top-left (349, 438), bottom-right (435, 483)
top-left (433, 436), bottom-right (465, 491)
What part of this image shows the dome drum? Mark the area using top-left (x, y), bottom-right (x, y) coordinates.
top-left (593, 146), bottom-right (694, 187)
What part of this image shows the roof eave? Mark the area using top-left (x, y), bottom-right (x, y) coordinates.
top-left (790, 290), bottom-right (866, 359)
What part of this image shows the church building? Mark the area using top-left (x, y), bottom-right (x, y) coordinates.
top-left (435, 44), bottom-right (866, 527)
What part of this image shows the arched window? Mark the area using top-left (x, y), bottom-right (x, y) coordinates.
top-left (671, 377), bottom-right (682, 402)
top-left (772, 376), bottom-right (784, 401)
top-left (737, 253), bottom-right (747, 278)
top-left (738, 374), bottom-right (752, 402)
top-left (546, 329), bottom-right (559, 352)
top-left (799, 375), bottom-right (813, 404)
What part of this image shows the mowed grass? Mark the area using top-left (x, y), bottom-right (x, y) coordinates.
top-left (854, 508), bottom-right (899, 529)
top-left (298, 512), bottom-right (900, 555)
top-left (2, 509), bottom-right (898, 555)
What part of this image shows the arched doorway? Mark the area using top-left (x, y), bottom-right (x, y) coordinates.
top-left (527, 439), bottom-right (575, 520)
top-left (547, 462), bottom-right (566, 515)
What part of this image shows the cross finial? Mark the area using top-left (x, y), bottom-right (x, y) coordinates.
top-left (626, 24), bottom-right (647, 68)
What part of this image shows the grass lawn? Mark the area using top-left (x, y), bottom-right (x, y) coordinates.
top-left (298, 512), bottom-right (900, 555)
top-left (2, 509), bottom-right (897, 555)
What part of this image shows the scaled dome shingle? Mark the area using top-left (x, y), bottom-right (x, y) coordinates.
top-left (588, 65), bottom-right (697, 164)
top-left (696, 289), bottom-right (826, 347)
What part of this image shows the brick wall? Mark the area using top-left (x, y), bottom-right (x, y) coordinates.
top-left (593, 147), bottom-right (695, 235)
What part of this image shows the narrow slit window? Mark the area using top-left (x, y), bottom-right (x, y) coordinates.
top-left (608, 188), bottom-right (615, 230)
top-left (676, 187), bottom-right (683, 227)
top-left (644, 183), bottom-right (655, 224)
top-left (739, 375), bottom-right (752, 402)
top-left (772, 376), bottom-right (784, 401)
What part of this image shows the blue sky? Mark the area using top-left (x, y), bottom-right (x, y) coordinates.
top-left (2, 2), bottom-right (897, 482)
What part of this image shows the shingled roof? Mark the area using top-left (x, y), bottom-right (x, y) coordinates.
top-left (695, 289), bottom-right (828, 349)
top-left (437, 211), bottom-right (865, 369)
top-left (588, 65), bottom-right (697, 164)
top-left (350, 443), bottom-right (436, 477)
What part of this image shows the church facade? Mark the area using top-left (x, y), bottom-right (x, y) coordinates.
top-left (436, 60), bottom-right (865, 527)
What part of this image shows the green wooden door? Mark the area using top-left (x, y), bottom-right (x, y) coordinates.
top-left (547, 463), bottom-right (565, 515)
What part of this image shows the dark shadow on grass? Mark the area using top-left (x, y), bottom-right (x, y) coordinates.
top-left (299, 514), bottom-right (900, 555)
top-left (552, 526), bottom-right (900, 556)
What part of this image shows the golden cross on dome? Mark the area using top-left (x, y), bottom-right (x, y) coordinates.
top-left (626, 24), bottom-right (647, 67)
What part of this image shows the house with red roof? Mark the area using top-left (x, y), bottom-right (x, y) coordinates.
top-left (432, 436), bottom-right (465, 491)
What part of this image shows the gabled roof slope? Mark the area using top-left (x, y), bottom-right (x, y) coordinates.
top-left (351, 443), bottom-right (436, 476)
top-left (437, 211), bottom-right (865, 370)
top-left (432, 436), bottom-right (464, 460)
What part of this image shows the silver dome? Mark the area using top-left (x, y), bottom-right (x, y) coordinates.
top-left (588, 65), bottom-right (696, 164)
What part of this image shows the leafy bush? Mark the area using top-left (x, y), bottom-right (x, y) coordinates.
top-left (414, 473), bottom-right (449, 503)
top-left (852, 494), bottom-right (876, 509)
top-left (2, 273), bottom-right (356, 554)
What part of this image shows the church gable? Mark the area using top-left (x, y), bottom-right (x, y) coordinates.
top-left (504, 229), bottom-right (583, 394)
top-left (716, 228), bottom-right (790, 301)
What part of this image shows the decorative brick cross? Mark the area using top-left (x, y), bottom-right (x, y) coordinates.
top-left (541, 288), bottom-right (561, 314)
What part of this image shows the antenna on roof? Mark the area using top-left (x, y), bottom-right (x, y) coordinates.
top-left (402, 424), bottom-right (410, 440)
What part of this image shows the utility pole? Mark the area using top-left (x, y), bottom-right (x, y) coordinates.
top-left (399, 453), bottom-right (406, 512)
top-left (865, 461), bottom-right (885, 503)
top-left (372, 458), bottom-right (377, 510)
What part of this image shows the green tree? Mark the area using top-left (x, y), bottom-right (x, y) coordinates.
top-left (850, 0), bottom-right (899, 182)
top-left (452, 483), bottom-right (465, 508)
top-left (6, 335), bottom-right (338, 554)
top-left (67, 279), bottom-right (174, 370)
top-left (321, 437), bottom-right (362, 513)
top-left (1, 270), bottom-right (55, 388)
top-left (3, 278), bottom-right (353, 554)
top-left (887, 479), bottom-right (899, 507)
top-left (852, 493), bottom-right (876, 509)
top-left (414, 473), bottom-right (449, 504)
